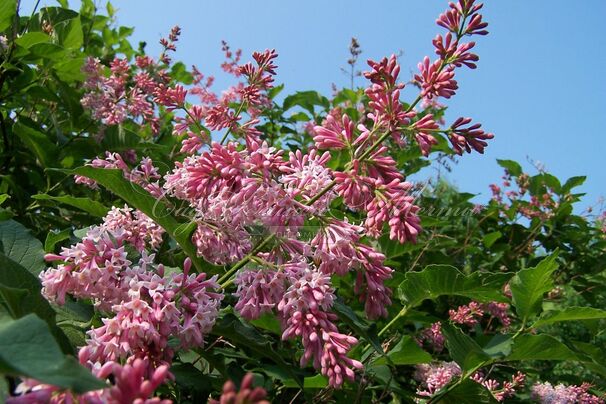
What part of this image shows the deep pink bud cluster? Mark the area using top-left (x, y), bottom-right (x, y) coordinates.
top-left (448, 301), bottom-right (484, 326)
top-left (448, 117), bottom-right (494, 155)
top-left (449, 301), bottom-right (511, 328)
top-left (415, 56), bottom-right (458, 100)
top-left (81, 57), bottom-right (164, 132)
top-left (277, 263), bottom-right (363, 388)
top-left (209, 373), bottom-right (270, 404)
top-left (471, 371), bottom-right (525, 401)
top-left (238, 49), bottom-right (278, 106)
top-left (411, 114), bottom-right (440, 156)
top-left (364, 55), bottom-right (414, 142)
top-left (8, 359), bottom-right (172, 403)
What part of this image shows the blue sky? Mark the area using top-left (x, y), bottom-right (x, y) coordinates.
top-left (25, 1), bottom-right (606, 210)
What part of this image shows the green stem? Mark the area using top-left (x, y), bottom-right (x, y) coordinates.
top-left (220, 101), bottom-right (246, 145)
top-left (378, 306), bottom-right (409, 337)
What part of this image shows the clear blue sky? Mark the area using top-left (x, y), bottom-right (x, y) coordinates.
top-left (24, 1), bottom-right (606, 210)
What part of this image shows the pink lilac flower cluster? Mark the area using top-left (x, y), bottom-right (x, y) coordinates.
top-left (414, 361), bottom-right (462, 398)
top-left (417, 322), bottom-right (445, 352)
top-left (74, 152), bottom-right (163, 198)
top-left (412, 0), bottom-right (493, 155)
top-left (490, 170), bottom-right (560, 221)
top-left (531, 382), bottom-right (604, 404)
top-left (449, 300), bottom-right (511, 328)
top-left (38, 207), bottom-right (223, 397)
top-left (8, 358), bottom-right (172, 403)
top-left (471, 371), bottom-right (525, 401)
top-left (72, 0), bottom-right (493, 390)
top-left (81, 26), bottom-right (189, 134)
top-left (277, 263), bottom-right (363, 387)
top-left (40, 206), bottom-right (164, 309)
top-left (208, 373), bottom-right (270, 404)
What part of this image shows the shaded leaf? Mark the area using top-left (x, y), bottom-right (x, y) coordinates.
top-left (0, 219), bottom-right (45, 274)
top-left (532, 307), bottom-right (606, 328)
top-left (439, 378), bottom-right (498, 403)
top-left (373, 336), bottom-right (431, 366)
top-left (0, 314), bottom-right (105, 393)
top-left (398, 265), bottom-right (510, 307)
top-left (442, 323), bottom-right (489, 371)
top-left (33, 194), bottom-right (109, 217)
top-left (506, 334), bottom-right (578, 362)
top-left (510, 252), bottom-right (559, 322)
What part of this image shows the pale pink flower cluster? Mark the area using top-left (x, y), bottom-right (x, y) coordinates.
top-left (414, 361), bottom-right (462, 397)
top-left (39, 208), bottom-right (223, 398)
top-left (41, 206), bottom-right (164, 309)
top-left (449, 301), bottom-right (511, 328)
top-left (81, 27), bottom-right (188, 133)
top-left (471, 371), bottom-right (525, 401)
top-left (81, 57), bottom-right (158, 131)
top-left (531, 382), bottom-right (604, 404)
top-left (74, 152), bottom-right (163, 198)
top-left (8, 358), bottom-right (171, 404)
top-left (491, 170), bottom-right (559, 221)
top-left (78, 262), bottom-right (222, 368)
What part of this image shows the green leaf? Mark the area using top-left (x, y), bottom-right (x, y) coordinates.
top-left (70, 167), bottom-right (209, 272)
top-left (397, 265), bottom-right (510, 307)
top-left (15, 32), bottom-right (51, 49)
top-left (482, 231), bottom-right (502, 248)
top-left (282, 374), bottom-right (328, 389)
top-left (562, 176), bottom-right (586, 193)
top-left (0, 194), bottom-right (9, 205)
top-left (33, 194), bottom-right (109, 217)
top-left (44, 228), bottom-right (71, 252)
top-left (496, 159), bottom-right (522, 177)
top-left (249, 312), bottom-right (281, 335)
top-left (0, 285), bottom-right (28, 318)
top-left (439, 378), bottom-right (498, 403)
top-left (0, 253), bottom-right (57, 327)
top-left (170, 363), bottom-right (215, 394)
top-left (372, 336), bottom-right (431, 366)
top-left (0, 219), bottom-right (45, 274)
top-left (13, 121), bottom-right (58, 168)
top-left (505, 334), bottom-right (578, 361)
top-left (442, 323), bottom-right (490, 371)
top-left (482, 334), bottom-right (513, 359)
top-left (333, 299), bottom-right (384, 356)
top-left (532, 307), bottom-right (606, 328)
top-left (0, 0), bottom-right (16, 32)
top-left (283, 91), bottom-right (330, 114)
top-left (28, 43), bottom-right (66, 61)
top-left (510, 252), bottom-right (559, 322)
top-left (54, 57), bottom-right (85, 82)
top-left (210, 313), bottom-right (302, 388)
top-left (58, 16), bottom-right (83, 50)
top-left (0, 314), bottom-right (106, 393)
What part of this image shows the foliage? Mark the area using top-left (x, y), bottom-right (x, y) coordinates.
top-left (0, 1), bottom-right (604, 403)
